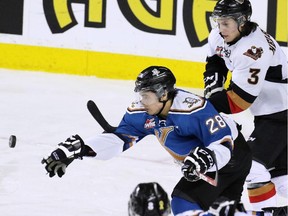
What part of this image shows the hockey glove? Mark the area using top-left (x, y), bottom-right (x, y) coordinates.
top-left (208, 196), bottom-right (241, 216)
top-left (42, 134), bottom-right (96, 178)
top-left (204, 72), bottom-right (226, 99)
top-left (181, 147), bottom-right (215, 182)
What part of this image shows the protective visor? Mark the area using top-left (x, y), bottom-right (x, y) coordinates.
top-left (135, 91), bottom-right (159, 106)
top-left (209, 15), bottom-right (236, 29)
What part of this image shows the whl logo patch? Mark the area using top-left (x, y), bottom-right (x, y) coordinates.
top-left (144, 118), bottom-right (156, 129)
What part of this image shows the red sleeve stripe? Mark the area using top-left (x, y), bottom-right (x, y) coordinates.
top-left (226, 93), bottom-right (244, 113)
top-left (248, 187), bottom-right (276, 203)
top-left (248, 182), bottom-right (276, 203)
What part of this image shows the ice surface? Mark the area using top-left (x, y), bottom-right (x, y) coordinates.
top-left (0, 69), bottom-right (285, 215)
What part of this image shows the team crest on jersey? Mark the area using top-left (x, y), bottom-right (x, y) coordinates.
top-left (243, 46), bottom-right (263, 60)
top-left (144, 118), bottom-right (156, 129)
top-left (183, 97), bottom-right (202, 108)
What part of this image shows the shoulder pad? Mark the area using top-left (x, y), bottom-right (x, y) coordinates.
top-left (170, 91), bottom-right (206, 114)
top-left (127, 100), bottom-right (146, 113)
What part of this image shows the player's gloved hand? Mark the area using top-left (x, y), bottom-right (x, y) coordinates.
top-left (208, 196), bottom-right (238, 216)
top-left (181, 147), bottom-right (215, 182)
top-left (204, 72), bottom-right (226, 99)
top-left (41, 134), bottom-right (96, 178)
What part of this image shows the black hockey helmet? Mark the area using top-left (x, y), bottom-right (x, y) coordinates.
top-left (134, 66), bottom-right (176, 99)
top-left (211, 0), bottom-right (252, 25)
top-left (128, 182), bottom-right (171, 216)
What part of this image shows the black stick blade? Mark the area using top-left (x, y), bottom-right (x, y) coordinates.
top-left (87, 100), bottom-right (117, 133)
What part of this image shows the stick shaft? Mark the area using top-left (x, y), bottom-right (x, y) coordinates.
top-left (87, 100), bottom-right (117, 133)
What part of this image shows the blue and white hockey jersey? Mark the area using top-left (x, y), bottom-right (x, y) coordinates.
top-left (85, 89), bottom-right (238, 171)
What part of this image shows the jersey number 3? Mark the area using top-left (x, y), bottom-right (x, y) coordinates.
top-left (206, 115), bottom-right (227, 134)
top-left (248, 68), bottom-right (260, 84)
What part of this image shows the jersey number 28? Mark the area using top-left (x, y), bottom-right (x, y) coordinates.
top-left (206, 115), bottom-right (227, 134)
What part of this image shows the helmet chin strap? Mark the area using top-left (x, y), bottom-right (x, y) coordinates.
top-left (156, 100), bottom-right (167, 116)
top-left (156, 91), bottom-right (175, 117)
top-left (156, 93), bottom-right (171, 117)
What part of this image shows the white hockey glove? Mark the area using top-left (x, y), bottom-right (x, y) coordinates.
top-left (204, 72), bottom-right (226, 99)
top-left (42, 134), bottom-right (96, 178)
top-left (181, 147), bottom-right (215, 182)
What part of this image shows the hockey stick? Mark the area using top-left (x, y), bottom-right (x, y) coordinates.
top-left (87, 100), bottom-right (219, 186)
top-left (195, 151), bottom-right (219, 187)
top-left (196, 171), bottom-right (218, 186)
top-left (87, 100), bottom-right (117, 133)
top-left (195, 163), bottom-right (218, 186)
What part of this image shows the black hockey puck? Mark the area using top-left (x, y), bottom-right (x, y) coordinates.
top-left (9, 135), bottom-right (17, 148)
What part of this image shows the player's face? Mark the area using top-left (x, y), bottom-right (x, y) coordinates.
top-left (216, 17), bottom-right (241, 43)
top-left (138, 91), bottom-right (164, 115)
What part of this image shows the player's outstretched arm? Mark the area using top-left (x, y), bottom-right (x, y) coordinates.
top-left (41, 134), bottom-right (96, 178)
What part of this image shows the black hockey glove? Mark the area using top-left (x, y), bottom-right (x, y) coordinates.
top-left (208, 196), bottom-right (240, 216)
top-left (41, 134), bottom-right (96, 178)
top-left (204, 72), bottom-right (226, 99)
top-left (181, 147), bottom-right (215, 182)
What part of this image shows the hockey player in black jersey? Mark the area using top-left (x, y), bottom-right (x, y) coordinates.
top-left (203, 0), bottom-right (287, 215)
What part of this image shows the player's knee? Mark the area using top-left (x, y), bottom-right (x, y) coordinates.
top-left (246, 161), bottom-right (271, 183)
top-left (247, 181), bottom-right (276, 204)
top-left (246, 161), bottom-right (275, 203)
top-left (272, 175), bottom-right (288, 198)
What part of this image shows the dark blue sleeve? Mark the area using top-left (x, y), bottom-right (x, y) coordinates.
top-left (114, 111), bottom-right (153, 151)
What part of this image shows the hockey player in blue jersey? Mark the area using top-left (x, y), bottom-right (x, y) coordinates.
top-left (42, 66), bottom-right (252, 215)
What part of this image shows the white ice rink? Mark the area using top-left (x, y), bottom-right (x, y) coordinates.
top-left (0, 69), bottom-right (285, 215)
